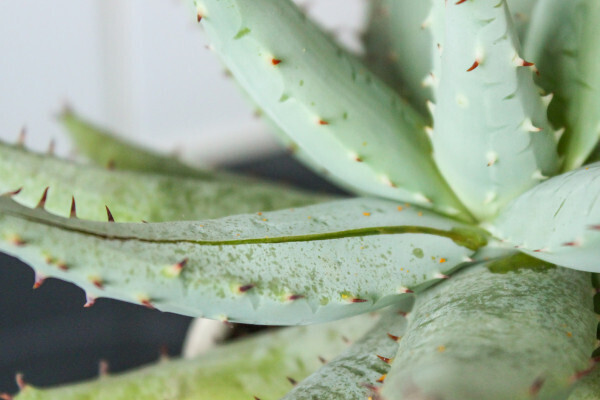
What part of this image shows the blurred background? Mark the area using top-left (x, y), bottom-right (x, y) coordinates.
top-left (0, 0), bottom-right (364, 394)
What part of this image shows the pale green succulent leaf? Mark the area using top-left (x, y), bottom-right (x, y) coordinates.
top-left (362, 0), bottom-right (435, 118)
top-left (432, 0), bottom-right (559, 221)
top-left (568, 366), bottom-right (600, 400)
top-left (507, 0), bottom-right (538, 41)
top-left (12, 313), bottom-right (379, 400)
top-left (0, 196), bottom-right (484, 324)
top-left (196, 0), bottom-right (471, 220)
top-left (0, 140), bottom-right (330, 222)
top-left (489, 163), bottom-right (600, 272)
top-left (524, 0), bottom-right (600, 170)
top-left (282, 306), bottom-right (409, 400)
top-left (362, 0), bottom-right (536, 116)
top-left (58, 107), bottom-right (213, 177)
top-left (382, 256), bottom-right (598, 400)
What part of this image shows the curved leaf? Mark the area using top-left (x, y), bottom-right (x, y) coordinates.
top-left (196, 0), bottom-right (471, 220)
top-left (381, 257), bottom-right (598, 400)
top-left (362, 0), bottom-right (534, 116)
top-left (10, 313), bottom-right (378, 400)
top-left (568, 366), bottom-right (600, 400)
top-left (489, 163), bottom-right (600, 272)
top-left (58, 107), bottom-right (212, 177)
top-left (525, 0), bottom-right (600, 170)
top-left (0, 140), bottom-right (330, 222)
top-left (507, 0), bottom-right (538, 42)
top-left (362, 0), bottom-right (435, 118)
top-left (432, 0), bottom-right (559, 220)
top-left (0, 196), bottom-right (485, 325)
top-left (282, 305), bottom-right (410, 400)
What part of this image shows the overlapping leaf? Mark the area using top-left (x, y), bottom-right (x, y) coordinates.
top-left (382, 256), bottom-right (598, 399)
top-left (432, 0), bottom-right (559, 220)
top-left (11, 313), bottom-right (378, 400)
top-left (0, 140), bottom-right (329, 222)
top-left (282, 305), bottom-right (410, 400)
top-left (196, 0), bottom-right (470, 219)
top-left (525, 0), bottom-right (600, 170)
top-left (0, 196), bottom-right (485, 324)
top-left (489, 163), bottom-right (600, 272)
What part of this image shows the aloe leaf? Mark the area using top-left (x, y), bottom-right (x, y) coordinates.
top-left (10, 313), bottom-right (378, 400)
top-left (524, 0), bottom-right (600, 170)
top-left (568, 367), bottom-right (600, 400)
top-left (507, 0), bottom-right (538, 41)
top-left (362, 0), bottom-right (537, 115)
top-left (381, 256), bottom-right (598, 400)
top-left (362, 0), bottom-right (435, 118)
top-left (0, 196), bottom-right (485, 324)
top-left (0, 140), bottom-right (330, 222)
top-left (489, 163), bottom-right (600, 272)
top-left (195, 0), bottom-right (471, 220)
top-left (282, 305), bottom-right (410, 400)
top-left (432, 0), bottom-right (559, 221)
top-left (58, 107), bottom-right (211, 177)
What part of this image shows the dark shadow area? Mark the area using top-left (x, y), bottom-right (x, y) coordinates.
top-left (0, 151), bottom-right (346, 393)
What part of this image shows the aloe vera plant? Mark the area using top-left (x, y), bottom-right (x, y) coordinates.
top-left (1, 0), bottom-right (600, 398)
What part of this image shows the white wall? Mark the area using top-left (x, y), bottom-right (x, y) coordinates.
top-left (0, 0), bottom-right (366, 165)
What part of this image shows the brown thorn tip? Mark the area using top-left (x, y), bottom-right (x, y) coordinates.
top-left (36, 187), bottom-right (50, 209)
top-left (92, 278), bottom-right (104, 290)
top-left (570, 358), bottom-right (600, 383)
top-left (177, 258), bottom-right (188, 269)
top-left (318, 119), bottom-right (329, 125)
top-left (287, 377), bottom-right (298, 386)
top-left (70, 197), bottom-right (77, 218)
top-left (351, 298), bottom-right (368, 303)
top-left (318, 356), bottom-right (327, 364)
top-left (288, 294), bottom-right (305, 301)
top-left (562, 241), bottom-right (579, 247)
top-left (254, 397), bottom-right (261, 400)
top-left (17, 128), bottom-right (26, 146)
top-left (238, 284), bottom-right (255, 293)
top-left (387, 333), bottom-right (400, 341)
top-left (15, 373), bottom-right (25, 390)
top-left (589, 225), bottom-right (600, 230)
top-left (197, 12), bottom-right (203, 22)
top-left (99, 359), bottom-right (110, 377)
top-left (33, 273), bottom-right (45, 289)
top-left (522, 60), bottom-right (535, 67)
top-left (105, 206), bottom-right (115, 222)
top-left (529, 377), bottom-right (544, 396)
top-left (377, 374), bottom-right (387, 383)
top-left (5, 187), bottom-right (22, 197)
top-left (376, 355), bottom-right (392, 364)
top-left (271, 58), bottom-right (282, 66)
top-left (84, 295), bottom-right (96, 308)
top-left (159, 345), bottom-right (170, 361)
top-left (47, 139), bottom-right (56, 155)
top-left (8, 235), bottom-right (27, 247)
top-left (141, 299), bottom-right (155, 310)
top-left (456, 0), bottom-right (467, 4)
top-left (466, 60), bottom-right (480, 72)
